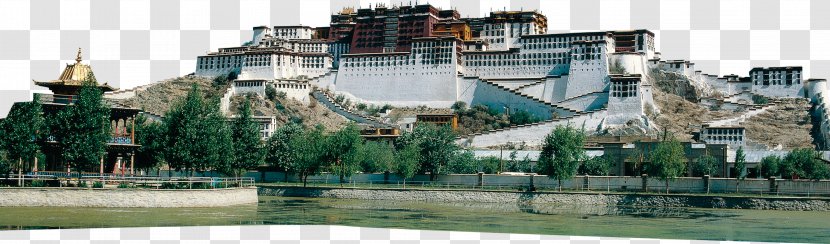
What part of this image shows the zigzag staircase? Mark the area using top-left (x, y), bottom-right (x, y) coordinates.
top-left (310, 89), bottom-right (391, 128)
top-left (478, 78), bottom-right (582, 115)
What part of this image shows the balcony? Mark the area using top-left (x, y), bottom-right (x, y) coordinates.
top-left (46, 135), bottom-right (134, 145)
top-left (37, 94), bottom-right (124, 108)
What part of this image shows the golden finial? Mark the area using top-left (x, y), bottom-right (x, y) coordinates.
top-left (75, 47), bottom-right (83, 63)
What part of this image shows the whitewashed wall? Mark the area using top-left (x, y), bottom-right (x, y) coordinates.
top-left (459, 110), bottom-right (607, 148)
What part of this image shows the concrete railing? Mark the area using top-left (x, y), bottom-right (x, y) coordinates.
top-left (253, 172), bottom-right (830, 196)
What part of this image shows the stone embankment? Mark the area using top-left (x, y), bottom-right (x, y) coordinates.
top-left (258, 186), bottom-right (830, 211)
top-left (0, 187), bottom-right (258, 208)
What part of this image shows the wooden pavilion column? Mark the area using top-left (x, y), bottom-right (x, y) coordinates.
top-left (131, 115), bottom-right (135, 144)
top-left (99, 156), bottom-right (104, 174)
top-left (130, 153), bottom-right (135, 176)
top-left (33, 155), bottom-right (38, 172)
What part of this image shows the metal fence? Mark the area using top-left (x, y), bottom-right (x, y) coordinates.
top-left (0, 172), bottom-right (254, 189)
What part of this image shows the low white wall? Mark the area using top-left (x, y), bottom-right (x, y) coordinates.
top-left (0, 187), bottom-right (258, 208)
top-left (459, 110), bottom-right (607, 148)
top-left (555, 92), bottom-right (608, 111)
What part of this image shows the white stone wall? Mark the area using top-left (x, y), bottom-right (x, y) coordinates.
top-left (459, 110), bottom-right (607, 148)
top-left (272, 81), bottom-right (311, 103)
top-left (752, 83), bottom-right (804, 98)
top-left (233, 80), bottom-right (267, 96)
top-left (488, 78), bottom-right (541, 89)
top-left (564, 42), bottom-right (610, 99)
top-left (728, 82), bottom-right (753, 95)
top-left (334, 39), bottom-right (461, 107)
top-left (555, 92), bottom-right (609, 112)
top-left (459, 78), bottom-right (576, 120)
top-left (0, 188), bottom-right (258, 207)
top-left (609, 53), bottom-right (649, 76)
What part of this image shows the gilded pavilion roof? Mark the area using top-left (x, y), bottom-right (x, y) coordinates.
top-left (34, 48), bottom-right (116, 92)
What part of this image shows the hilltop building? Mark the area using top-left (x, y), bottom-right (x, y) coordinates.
top-left (193, 3), bottom-right (830, 155)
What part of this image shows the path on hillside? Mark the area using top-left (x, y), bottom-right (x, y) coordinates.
top-left (705, 104), bottom-right (775, 127)
top-left (310, 90), bottom-right (389, 128)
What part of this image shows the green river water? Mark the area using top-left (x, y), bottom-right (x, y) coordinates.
top-left (0, 196), bottom-right (828, 243)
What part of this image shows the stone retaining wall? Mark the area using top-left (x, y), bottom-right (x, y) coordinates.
top-left (258, 186), bottom-right (830, 211)
top-left (0, 187), bottom-right (258, 208)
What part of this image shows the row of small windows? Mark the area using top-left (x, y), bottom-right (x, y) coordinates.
top-left (197, 56), bottom-right (241, 70)
top-left (706, 135), bottom-right (743, 142)
top-left (706, 128), bottom-right (744, 135)
top-left (466, 58), bottom-right (569, 67)
top-left (275, 83), bottom-right (308, 89)
top-left (610, 81), bottom-right (638, 98)
top-left (522, 35), bottom-right (603, 44)
top-left (235, 81), bottom-right (264, 87)
top-left (752, 71), bottom-right (801, 86)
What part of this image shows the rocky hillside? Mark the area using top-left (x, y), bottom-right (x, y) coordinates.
top-left (650, 89), bottom-right (737, 141)
top-left (742, 99), bottom-right (813, 149)
top-left (120, 76), bottom-right (223, 115)
top-left (118, 76), bottom-right (348, 131)
top-left (228, 94), bottom-right (347, 131)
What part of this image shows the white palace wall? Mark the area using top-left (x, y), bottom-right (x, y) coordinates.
top-left (564, 50), bottom-right (610, 99)
top-left (555, 92), bottom-right (609, 112)
top-left (457, 77), bottom-right (576, 120)
top-left (335, 63), bottom-right (459, 107)
top-left (609, 53), bottom-right (649, 76)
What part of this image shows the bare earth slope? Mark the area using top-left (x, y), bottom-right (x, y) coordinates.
top-left (121, 76), bottom-right (348, 131)
top-left (650, 89), bottom-right (735, 141)
top-left (228, 94), bottom-right (347, 131)
top-left (742, 99), bottom-right (813, 149)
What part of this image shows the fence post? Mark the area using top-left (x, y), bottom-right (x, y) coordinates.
top-left (477, 172), bottom-right (484, 188)
top-left (583, 174), bottom-right (589, 191)
top-left (768, 176), bottom-right (777, 195)
top-left (641, 174), bottom-right (648, 192)
top-left (703, 175), bottom-right (711, 194)
top-left (528, 174), bottom-right (536, 192)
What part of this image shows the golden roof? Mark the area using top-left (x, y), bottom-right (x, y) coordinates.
top-left (35, 48), bottom-right (115, 92)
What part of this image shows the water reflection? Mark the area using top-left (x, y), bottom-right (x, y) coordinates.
top-left (0, 196), bottom-right (827, 243)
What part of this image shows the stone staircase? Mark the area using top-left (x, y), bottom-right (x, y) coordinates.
top-left (310, 89), bottom-right (391, 128)
top-left (479, 78), bottom-right (581, 116)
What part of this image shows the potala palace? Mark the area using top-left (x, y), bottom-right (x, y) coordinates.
top-left (184, 4), bottom-right (830, 176)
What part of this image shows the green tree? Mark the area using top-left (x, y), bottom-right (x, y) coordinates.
top-left (445, 150), bottom-right (477, 174)
top-left (266, 123), bottom-right (304, 181)
top-left (478, 156), bottom-right (501, 174)
top-left (53, 82), bottom-right (112, 173)
top-left (579, 155), bottom-right (612, 176)
top-left (0, 150), bottom-right (11, 179)
top-left (506, 151), bottom-right (519, 172)
top-left (692, 154), bottom-right (718, 177)
top-left (645, 135), bottom-right (686, 193)
top-left (785, 148), bottom-right (830, 180)
top-left (164, 84), bottom-right (233, 177)
top-left (760, 155), bottom-right (781, 178)
top-left (325, 123), bottom-right (364, 185)
top-left (780, 148), bottom-right (813, 179)
top-left (293, 124), bottom-right (327, 187)
top-left (538, 124), bottom-right (586, 191)
top-left (395, 143), bottom-right (420, 188)
top-left (133, 115), bottom-right (167, 174)
top-left (360, 141), bottom-right (394, 173)
top-left (508, 109), bottom-right (540, 125)
top-left (734, 146), bottom-right (747, 192)
top-left (518, 154), bottom-right (532, 173)
top-left (1, 94), bottom-right (44, 183)
top-left (227, 100), bottom-right (265, 177)
top-left (396, 123), bottom-right (458, 181)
